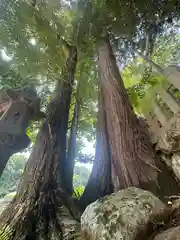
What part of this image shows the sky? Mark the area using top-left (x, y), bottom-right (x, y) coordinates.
top-left (78, 139), bottom-right (94, 170)
top-left (81, 138), bottom-right (95, 155)
top-left (23, 139), bottom-right (95, 160)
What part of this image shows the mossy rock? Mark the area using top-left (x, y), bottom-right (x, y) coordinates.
top-left (81, 187), bottom-right (165, 240)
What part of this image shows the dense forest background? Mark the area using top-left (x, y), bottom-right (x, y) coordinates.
top-left (0, 153), bottom-right (91, 198)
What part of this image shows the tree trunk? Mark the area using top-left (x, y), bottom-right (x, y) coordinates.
top-left (79, 90), bottom-right (113, 210)
top-left (97, 36), bottom-right (157, 190)
top-left (65, 99), bottom-right (80, 195)
top-left (0, 46), bottom-right (81, 239)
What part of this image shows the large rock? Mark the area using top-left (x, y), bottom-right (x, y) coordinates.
top-left (81, 187), bottom-right (165, 240)
top-left (154, 226), bottom-right (180, 240)
top-left (171, 153), bottom-right (180, 180)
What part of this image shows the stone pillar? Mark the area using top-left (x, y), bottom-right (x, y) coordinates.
top-left (145, 113), bottom-right (161, 144)
top-left (159, 87), bottom-right (180, 114)
top-left (152, 101), bottom-right (169, 127)
top-left (0, 87), bottom-right (44, 177)
top-left (164, 65), bottom-right (180, 91)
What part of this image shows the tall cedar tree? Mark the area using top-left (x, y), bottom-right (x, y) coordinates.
top-left (0, 46), bottom-right (81, 239)
top-left (80, 37), bottom-right (180, 209)
top-left (97, 36), bottom-right (157, 189)
top-left (79, 89), bottom-right (113, 210)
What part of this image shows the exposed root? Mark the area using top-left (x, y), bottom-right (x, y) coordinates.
top-left (0, 188), bottom-right (81, 240)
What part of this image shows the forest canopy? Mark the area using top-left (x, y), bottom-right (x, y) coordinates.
top-left (0, 0), bottom-right (180, 239)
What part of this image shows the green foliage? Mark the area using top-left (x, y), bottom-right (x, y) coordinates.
top-left (122, 59), bottom-right (165, 114)
top-left (73, 185), bottom-right (85, 198)
top-left (73, 164), bottom-right (91, 188)
top-left (0, 154), bottom-right (91, 199)
top-left (0, 154), bottom-right (27, 196)
top-left (77, 0), bottom-right (180, 65)
top-left (26, 122), bottom-right (42, 143)
top-left (121, 29), bottom-right (180, 115)
top-left (152, 27), bottom-right (180, 67)
top-left (26, 128), bottom-right (37, 144)
top-left (0, 0), bottom-right (69, 90)
top-left (0, 225), bottom-right (12, 240)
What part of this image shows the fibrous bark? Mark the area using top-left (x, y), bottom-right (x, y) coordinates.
top-left (97, 36), bottom-right (157, 189)
top-left (79, 90), bottom-right (113, 210)
top-left (0, 46), bottom-right (80, 239)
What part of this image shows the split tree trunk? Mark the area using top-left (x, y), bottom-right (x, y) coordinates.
top-left (97, 36), bottom-right (157, 190)
top-left (79, 90), bottom-right (113, 210)
top-left (0, 46), bottom-right (81, 239)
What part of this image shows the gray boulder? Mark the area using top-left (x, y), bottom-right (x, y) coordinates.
top-left (81, 187), bottom-right (165, 240)
top-left (154, 226), bottom-right (180, 240)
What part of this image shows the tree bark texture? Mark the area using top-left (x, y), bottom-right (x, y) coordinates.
top-left (16, 46), bottom-right (77, 198)
top-left (97, 37), bottom-right (157, 189)
top-left (0, 47), bottom-right (80, 239)
top-left (65, 100), bottom-right (80, 195)
top-left (79, 90), bottom-right (113, 210)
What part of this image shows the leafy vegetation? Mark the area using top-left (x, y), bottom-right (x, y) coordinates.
top-left (0, 154), bottom-right (91, 198)
top-left (0, 154), bottom-right (26, 197)
top-left (0, 0), bottom-right (180, 239)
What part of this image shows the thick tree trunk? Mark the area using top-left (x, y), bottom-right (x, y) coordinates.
top-left (17, 46), bottom-right (77, 197)
top-left (0, 46), bottom-right (81, 239)
top-left (97, 36), bottom-right (157, 189)
top-left (65, 100), bottom-right (80, 195)
top-left (79, 90), bottom-right (113, 210)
